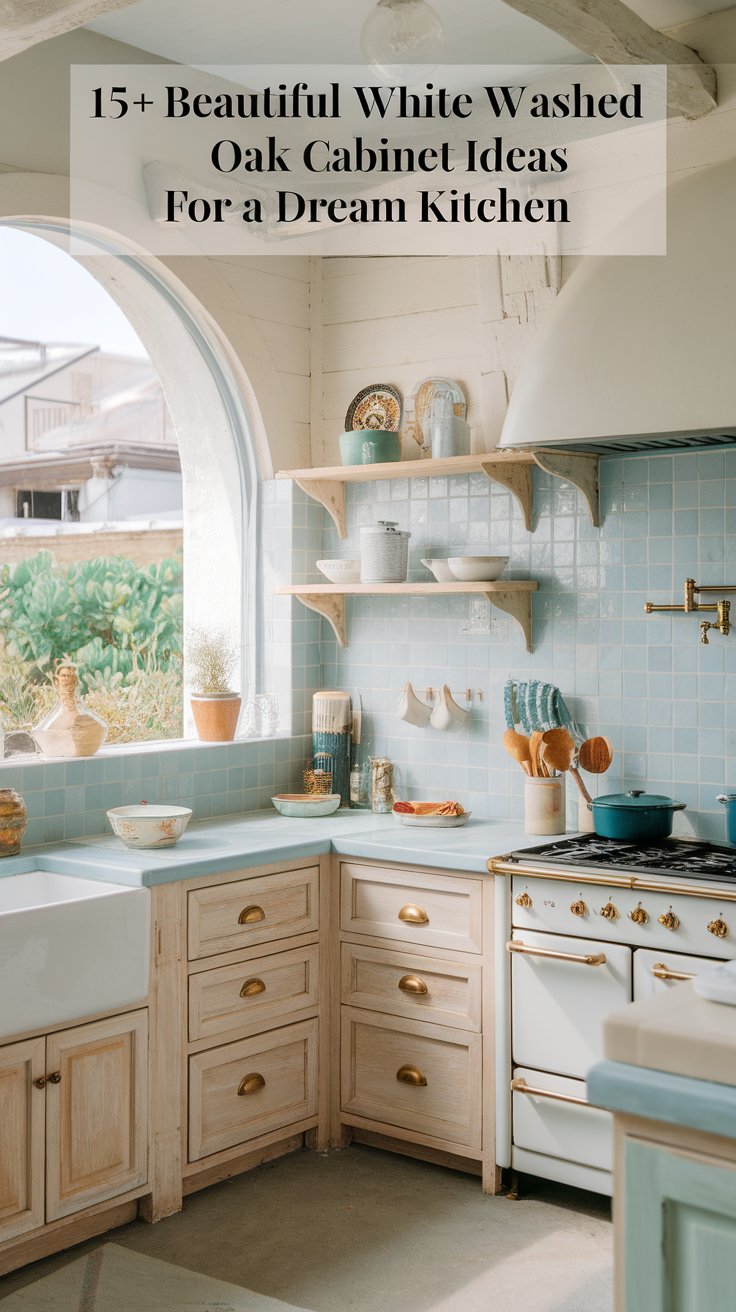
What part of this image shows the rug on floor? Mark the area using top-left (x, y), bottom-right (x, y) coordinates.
top-left (0, 1243), bottom-right (312, 1312)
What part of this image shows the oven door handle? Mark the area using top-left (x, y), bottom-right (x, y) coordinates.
top-left (506, 940), bottom-right (606, 967)
top-left (511, 1077), bottom-right (589, 1107)
top-left (651, 962), bottom-right (696, 981)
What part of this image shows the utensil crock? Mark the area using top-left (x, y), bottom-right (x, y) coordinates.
top-left (588, 789), bottom-right (685, 841)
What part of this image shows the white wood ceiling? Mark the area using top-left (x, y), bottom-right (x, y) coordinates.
top-left (86, 0), bottom-right (736, 66)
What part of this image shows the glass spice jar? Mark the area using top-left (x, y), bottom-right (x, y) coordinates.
top-left (0, 788), bottom-right (27, 857)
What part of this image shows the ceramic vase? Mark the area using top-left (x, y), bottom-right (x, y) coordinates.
top-left (191, 692), bottom-right (241, 742)
top-left (0, 788), bottom-right (27, 857)
top-left (33, 664), bottom-right (107, 758)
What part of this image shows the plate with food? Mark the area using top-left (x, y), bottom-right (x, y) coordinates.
top-left (392, 800), bottom-right (471, 828)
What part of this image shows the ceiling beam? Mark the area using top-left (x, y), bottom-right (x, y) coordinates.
top-left (0, 1), bottom-right (140, 61)
top-left (501, 0), bottom-right (717, 120)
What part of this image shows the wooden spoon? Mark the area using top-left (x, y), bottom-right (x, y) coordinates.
top-left (540, 730), bottom-right (592, 804)
top-left (578, 736), bottom-right (614, 775)
top-left (502, 729), bottom-right (532, 776)
top-left (528, 731), bottom-right (548, 778)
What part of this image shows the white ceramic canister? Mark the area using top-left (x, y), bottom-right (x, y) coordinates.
top-left (360, 520), bottom-right (410, 583)
top-left (524, 776), bottom-right (566, 836)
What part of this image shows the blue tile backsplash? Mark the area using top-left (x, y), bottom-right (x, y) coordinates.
top-left (315, 448), bottom-right (736, 842)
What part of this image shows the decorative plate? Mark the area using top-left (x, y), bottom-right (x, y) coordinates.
top-left (394, 811), bottom-right (472, 828)
top-left (345, 384), bottom-right (402, 432)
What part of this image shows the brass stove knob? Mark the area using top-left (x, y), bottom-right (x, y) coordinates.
top-left (658, 910), bottom-right (680, 931)
top-left (629, 902), bottom-right (649, 926)
top-left (708, 918), bottom-right (729, 939)
top-left (600, 902), bottom-right (619, 921)
top-left (515, 892), bottom-right (533, 909)
top-left (570, 899), bottom-right (588, 918)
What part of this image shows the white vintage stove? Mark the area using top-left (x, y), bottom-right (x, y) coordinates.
top-left (490, 834), bottom-right (736, 1195)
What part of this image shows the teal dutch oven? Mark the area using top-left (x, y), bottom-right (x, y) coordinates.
top-left (589, 789), bottom-right (686, 841)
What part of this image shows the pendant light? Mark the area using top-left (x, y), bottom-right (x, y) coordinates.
top-left (360, 0), bottom-right (445, 80)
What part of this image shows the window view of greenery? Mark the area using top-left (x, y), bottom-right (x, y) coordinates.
top-left (0, 229), bottom-right (183, 751)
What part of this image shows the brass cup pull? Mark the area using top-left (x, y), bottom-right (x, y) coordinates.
top-left (237, 1072), bottom-right (266, 1096)
top-left (398, 903), bottom-right (429, 926)
top-left (240, 978), bottom-right (266, 998)
top-left (652, 963), bottom-right (696, 982)
top-left (398, 974), bottom-right (428, 996)
top-left (238, 905), bottom-right (265, 925)
top-left (396, 1064), bottom-right (427, 1087)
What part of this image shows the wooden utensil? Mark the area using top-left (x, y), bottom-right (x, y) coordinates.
top-left (529, 731), bottom-right (548, 778)
top-left (540, 730), bottom-right (593, 804)
top-left (578, 736), bottom-right (614, 775)
top-left (502, 729), bottom-right (532, 776)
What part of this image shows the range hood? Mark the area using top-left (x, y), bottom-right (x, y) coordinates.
top-left (499, 158), bottom-right (736, 456)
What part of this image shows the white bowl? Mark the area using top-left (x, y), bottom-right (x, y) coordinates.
top-left (272, 793), bottom-right (341, 817)
top-left (447, 556), bottom-right (509, 582)
top-left (316, 559), bottom-right (361, 583)
top-left (107, 803), bottom-right (192, 849)
top-left (421, 557), bottom-right (456, 583)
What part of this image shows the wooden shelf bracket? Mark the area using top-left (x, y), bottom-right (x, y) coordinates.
top-left (295, 478), bottom-right (346, 539)
top-left (293, 593), bottom-right (347, 647)
top-left (532, 450), bottom-right (600, 527)
top-left (479, 460), bottom-right (533, 531)
top-left (482, 589), bottom-right (534, 652)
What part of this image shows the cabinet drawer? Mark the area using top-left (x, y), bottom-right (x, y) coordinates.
top-left (340, 862), bottom-right (482, 954)
top-left (189, 945), bottom-right (319, 1042)
top-left (633, 947), bottom-right (717, 1000)
top-left (188, 1019), bottom-right (318, 1161)
top-left (341, 1008), bottom-right (481, 1150)
top-left (341, 943), bottom-right (481, 1031)
top-left (188, 867), bottom-right (319, 960)
top-left (512, 1066), bottom-right (612, 1173)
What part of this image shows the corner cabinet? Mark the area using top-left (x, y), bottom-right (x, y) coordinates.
top-left (0, 1011), bottom-right (147, 1247)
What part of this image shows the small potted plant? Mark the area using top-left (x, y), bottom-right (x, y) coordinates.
top-left (188, 628), bottom-right (240, 742)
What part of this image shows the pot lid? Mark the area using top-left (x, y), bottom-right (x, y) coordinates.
top-left (593, 789), bottom-right (685, 811)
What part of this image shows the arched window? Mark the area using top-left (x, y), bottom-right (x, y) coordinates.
top-left (0, 218), bottom-right (261, 754)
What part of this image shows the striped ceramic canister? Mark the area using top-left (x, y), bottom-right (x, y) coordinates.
top-left (312, 691), bottom-right (352, 806)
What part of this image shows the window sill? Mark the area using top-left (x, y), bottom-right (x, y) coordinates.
top-left (0, 731), bottom-right (296, 769)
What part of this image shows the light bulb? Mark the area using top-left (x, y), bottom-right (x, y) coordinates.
top-left (360, 0), bottom-right (445, 81)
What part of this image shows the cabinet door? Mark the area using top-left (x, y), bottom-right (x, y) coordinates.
top-left (623, 1138), bottom-right (736, 1311)
top-left (633, 947), bottom-right (719, 1000)
top-left (45, 1011), bottom-right (148, 1221)
top-left (0, 1038), bottom-right (45, 1242)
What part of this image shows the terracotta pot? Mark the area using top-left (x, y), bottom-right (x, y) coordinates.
top-left (191, 693), bottom-right (241, 742)
top-left (0, 788), bottom-right (27, 857)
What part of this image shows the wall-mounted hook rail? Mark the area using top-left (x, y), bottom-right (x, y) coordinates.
top-left (645, 577), bottom-right (736, 643)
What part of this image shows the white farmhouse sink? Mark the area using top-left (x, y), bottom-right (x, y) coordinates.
top-left (0, 872), bottom-right (150, 1039)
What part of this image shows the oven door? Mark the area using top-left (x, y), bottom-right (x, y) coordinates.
top-left (633, 947), bottom-right (719, 1000)
top-left (509, 929), bottom-right (632, 1079)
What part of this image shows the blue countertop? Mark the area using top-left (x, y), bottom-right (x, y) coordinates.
top-left (589, 1061), bottom-right (736, 1141)
top-left (0, 811), bottom-right (533, 886)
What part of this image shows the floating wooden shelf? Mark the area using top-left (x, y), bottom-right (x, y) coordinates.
top-left (275, 581), bottom-right (539, 652)
top-left (275, 450), bottom-right (599, 539)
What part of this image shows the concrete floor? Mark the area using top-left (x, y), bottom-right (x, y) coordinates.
top-left (0, 1146), bottom-right (613, 1312)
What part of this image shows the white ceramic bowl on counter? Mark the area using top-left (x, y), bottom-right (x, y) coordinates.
top-left (272, 793), bottom-right (341, 817)
top-left (421, 557), bottom-right (456, 582)
top-left (447, 556), bottom-right (509, 582)
top-left (107, 803), bottom-right (192, 849)
top-left (316, 559), bottom-right (361, 583)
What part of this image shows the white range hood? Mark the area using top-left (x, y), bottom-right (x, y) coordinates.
top-left (499, 158), bottom-right (736, 455)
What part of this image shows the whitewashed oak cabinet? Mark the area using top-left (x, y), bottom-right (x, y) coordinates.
top-left (0, 852), bottom-right (497, 1274)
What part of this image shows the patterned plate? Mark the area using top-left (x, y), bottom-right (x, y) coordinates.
top-left (345, 383), bottom-right (402, 432)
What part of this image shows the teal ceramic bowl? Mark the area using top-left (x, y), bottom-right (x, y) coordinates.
top-left (339, 430), bottom-right (401, 465)
top-left (271, 793), bottom-right (341, 818)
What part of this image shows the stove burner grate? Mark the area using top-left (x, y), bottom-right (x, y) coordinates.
top-left (506, 834), bottom-right (736, 883)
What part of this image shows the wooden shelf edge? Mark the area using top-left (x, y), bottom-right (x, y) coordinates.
top-left (279, 581), bottom-right (537, 650)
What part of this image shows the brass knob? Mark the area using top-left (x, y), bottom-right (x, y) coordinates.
top-left (34, 1076), bottom-right (47, 1090)
top-left (398, 974), bottom-right (428, 996)
top-left (515, 892), bottom-right (533, 909)
top-left (570, 899), bottom-right (588, 917)
top-left (47, 1071), bottom-right (61, 1085)
top-left (629, 903), bottom-right (649, 926)
top-left (658, 911), bottom-right (680, 931)
top-left (600, 902), bottom-right (619, 921)
top-left (396, 1064), bottom-right (427, 1087)
top-left (240, 978), bottom-right (266, 998)
top-left (237, 1072), bottom-right (266, 1096)
top-left (708, 918), bottom-right (729, 939)
top-left (238, 905), bottom-right (265, 925)
top-left (398, 903), bottom-right (429, 925)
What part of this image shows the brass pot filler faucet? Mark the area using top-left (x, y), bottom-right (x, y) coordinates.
top-left (645, 578), bottom-right (735, 644)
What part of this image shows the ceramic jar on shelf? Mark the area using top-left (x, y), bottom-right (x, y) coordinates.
top-left (0, 788), bottom-right (27, 857)
top-left (360, 521), bottom-right (410, 583)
